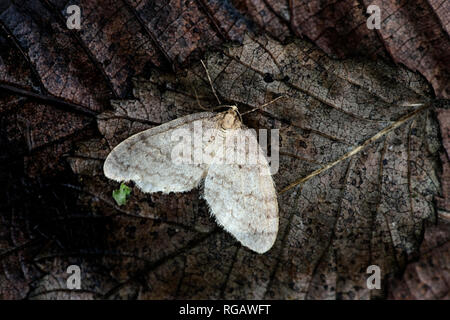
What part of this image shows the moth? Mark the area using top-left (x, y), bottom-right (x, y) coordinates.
top-left (103, 105), bottom-right (279, 254)
top-left (104, 56), bottom-right (280, 254)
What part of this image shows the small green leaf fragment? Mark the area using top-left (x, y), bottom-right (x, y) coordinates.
top-left (112, 183), bottom-right (132, 206)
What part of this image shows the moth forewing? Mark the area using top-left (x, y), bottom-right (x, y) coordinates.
top-left (103, 111), bottom-right (216, 193)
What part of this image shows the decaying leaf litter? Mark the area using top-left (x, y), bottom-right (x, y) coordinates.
top-left (57, 34), bottom-right (443, 299)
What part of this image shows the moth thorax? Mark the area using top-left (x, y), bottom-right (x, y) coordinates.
top-left (221, 109), bottom-right (240, 130)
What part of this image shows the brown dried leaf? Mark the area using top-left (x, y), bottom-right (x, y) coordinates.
top-left (0, 0), bottom-right (447, 300)
top-left (54, 34), bottom-right (444, 299)
top-left (1, 0), bottom-right (448, 179)
top-left (234, 0), bottom-right (450, 99)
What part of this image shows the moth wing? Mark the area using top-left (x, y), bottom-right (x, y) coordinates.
top-left (203, 128), bottom-right (279, 253)
top-left (104, 112), bottom-right (218, 193)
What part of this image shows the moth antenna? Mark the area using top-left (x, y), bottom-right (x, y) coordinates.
top-left (191, 84), bottom-right (209, 111)
top-left (201, 59), bottom-right (221, 105)
top-left (399, 101), bottom-right (425, 107)
top-left (240, 95), bottom-right (284, 116)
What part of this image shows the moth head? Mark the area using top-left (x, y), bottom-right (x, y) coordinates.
top-left (220, 105), bottom-right (241, 130)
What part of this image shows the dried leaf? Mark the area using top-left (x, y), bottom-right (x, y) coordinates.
top-left (1, 0), bottom-right (448, 178)
top-left (436, 106), bottom-right (450, 220)
top-left (234, 0), bottom-right (450, 99)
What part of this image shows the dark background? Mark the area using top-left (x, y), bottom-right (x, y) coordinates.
top-left (0, 0), bottom-right (449, 299)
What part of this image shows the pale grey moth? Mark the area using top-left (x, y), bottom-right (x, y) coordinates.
top-left (103, 106), bottom-right (279, 253)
